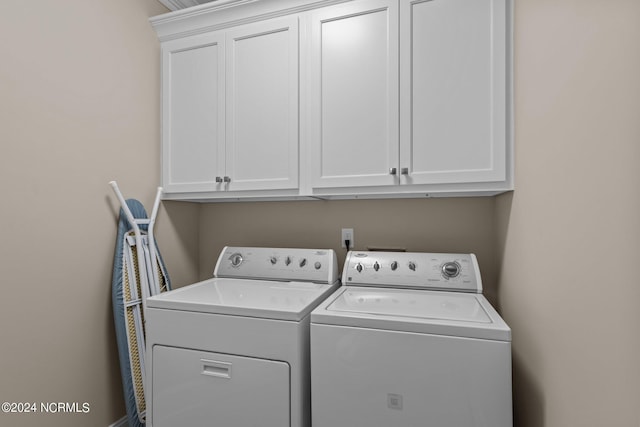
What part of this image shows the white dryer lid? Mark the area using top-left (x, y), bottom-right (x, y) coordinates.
top-left (311, 286), bottom-right (511, 342)
top-left (147, 277), bottom-right (339, 321)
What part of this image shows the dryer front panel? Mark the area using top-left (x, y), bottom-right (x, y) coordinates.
top-left (152, 345), bottom-right (290, 427)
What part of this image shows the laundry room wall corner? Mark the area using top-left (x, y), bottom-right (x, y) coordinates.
top-left (0, 0), bottom-right (178, 425)
top-left (496, 0), bottom-right (640, 425)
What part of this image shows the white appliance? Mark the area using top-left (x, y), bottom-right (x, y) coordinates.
top-left (145, 246), bottom-right (339, 427)
top-left (311, 251), bottom-right (512, 427)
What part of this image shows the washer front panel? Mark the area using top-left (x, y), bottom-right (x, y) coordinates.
top-left (311, 323), bottom-right (512, 427)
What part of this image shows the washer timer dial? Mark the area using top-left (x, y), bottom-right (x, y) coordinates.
top-left (441, 261), bottom-right (461, 278)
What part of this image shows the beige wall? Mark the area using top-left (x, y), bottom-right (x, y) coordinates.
top-left (2, 0), bottom-right (639, 426)
top-left (199, 197), bottom-right (499, 298)
top-left (496, 0), bottom-right (640, 426)
top-left (0, 0), bottom-right (199, 426)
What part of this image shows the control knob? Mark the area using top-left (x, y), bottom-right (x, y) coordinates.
top-left (408, 261), bottom-right (416, 271)
top-left (314, 261), bottom-right (322, 270)
top-left (442, 261), bottom-right (461, 278)
top-left (373, 262), bottom-right (380, 272)
top-left (356, 263), bottom-right (364, 273)
top-left (299, 258), bottom-right (307, 268)
top-left (269, 256), bottom-right (277, 265)
top-left (390, 261), bottom-right (398, 271)
top-left (229, 253), bottom-right (243, 267)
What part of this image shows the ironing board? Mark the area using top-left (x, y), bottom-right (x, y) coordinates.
top-left (110, 183), bottom-right (170, 426)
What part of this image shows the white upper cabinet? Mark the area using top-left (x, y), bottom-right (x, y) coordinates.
top-left (307, 0), bottom-right (511, 197)
top-left (159, 16), bottom-right (299, 197)
top-left (399, 0), bottom-right (508, 186)
top-left (307, 0), bottom-right (399, 189)
top-left (162, 32), bottom-right (225, 194)
top-left (152, 0), bottom-right (512, 200)
top-left (225, 18), bottom-right (299, 192)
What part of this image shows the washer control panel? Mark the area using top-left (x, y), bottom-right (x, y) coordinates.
top-left (214, 246), bottom-right (339, 284)
top-left (342, 251), bottom-right (482, 293)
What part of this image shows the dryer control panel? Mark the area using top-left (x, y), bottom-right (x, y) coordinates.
top-left (342, 251), bottom-right (482, 293)
top-left (214, 246), bottom-right (339, 284)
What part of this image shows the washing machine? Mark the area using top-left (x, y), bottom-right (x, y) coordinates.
top-left (145, 246), bottom-right (339, 427)
top-left (311, 251), bottom-right (512, 427)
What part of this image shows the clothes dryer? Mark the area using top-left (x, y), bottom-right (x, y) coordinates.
top-left (146, 246), bottom-right (339, 427)
top-left (311, 251), bottom-right (512, 427)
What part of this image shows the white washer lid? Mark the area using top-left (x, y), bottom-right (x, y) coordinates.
top-left (311, 286), bottom-right (511, 342)
top-left (147, 277), bottom-right (340, 321)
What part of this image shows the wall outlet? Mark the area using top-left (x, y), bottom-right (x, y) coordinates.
top-left (341, 228), bottom-right (354, 248)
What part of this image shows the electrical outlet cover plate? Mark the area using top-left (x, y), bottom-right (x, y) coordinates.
top-left (341, 228), bottom-right (354, 248)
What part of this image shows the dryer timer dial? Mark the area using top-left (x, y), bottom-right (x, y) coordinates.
top-left (229, 253), bottom-right (244, 267)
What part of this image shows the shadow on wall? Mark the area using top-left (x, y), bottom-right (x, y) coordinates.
top-left (513, 351), bottom-right (545, 427)
top-left (495, 192), bottom-right (545, 426)
top-left (104, 195), bottom-right (129, 420)
top-left (157, 200), bottom-right (201, 288)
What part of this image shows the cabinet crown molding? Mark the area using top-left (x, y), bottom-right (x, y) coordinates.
top-left (151, 0), bottom-right (349, 41)
top-left (157, 0), bottom-right (213, 12)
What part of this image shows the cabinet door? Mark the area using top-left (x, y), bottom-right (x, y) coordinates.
top-left (224, 17), bottom-right (299, 191)
top-left (161, 32), bottom-right (225, 193)
top-left (400, 0), bottom-right (507, 185)
top-left (308, 0), bottom-right (399, 189)
top-left (152, 346), bottom-right (290, 427)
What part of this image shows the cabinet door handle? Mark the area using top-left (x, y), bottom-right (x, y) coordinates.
top-left (389, 167), bottom-right (397, 175)
top-left (223, 176), bottom-right (231, 183)
top-left (215, 176), bottom-right (223, 183)
top-left (401, 167), bottom-right (409, 175)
